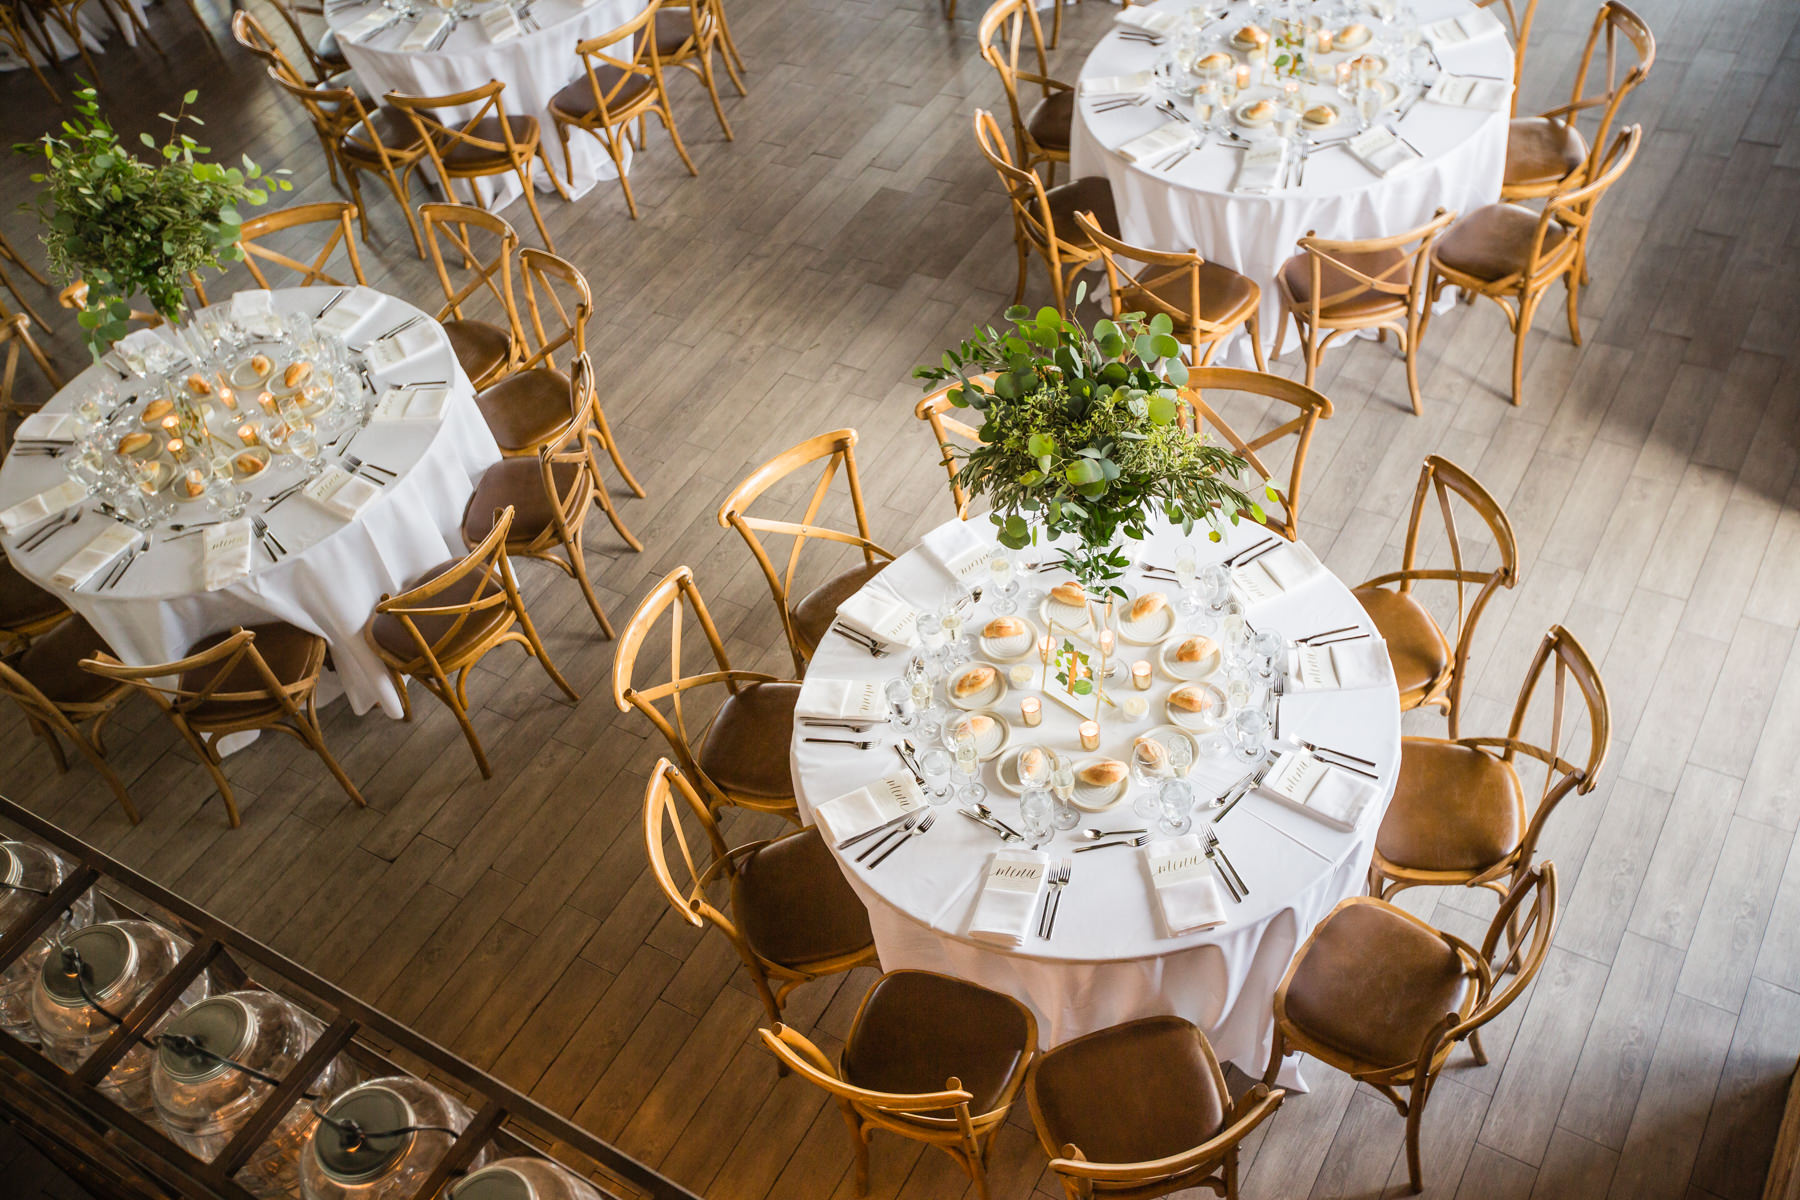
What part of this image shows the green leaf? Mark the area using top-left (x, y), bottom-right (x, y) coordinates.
top-left (1066, 459), bottom-right (1104, 486)
top-left (1028, 433), bottom-right (1055, 458)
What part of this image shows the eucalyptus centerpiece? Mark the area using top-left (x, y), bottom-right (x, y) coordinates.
top-left (19, 85), bottom-right (287, 356)
top-left (914, 295), bottom-right (1270, 603)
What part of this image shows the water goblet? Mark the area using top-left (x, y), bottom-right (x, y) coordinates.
top-left (884, 677), bottom-right (917, 733)
top-left (286, 422), bottom-right (324, 476)
top-left (950, 721), bottom-right (987, 806)
top-left (1199, 563), bottom-right (1232, 615)
top-left (940, 605), bottom-right (970, 667)
top-left (1356, 81), bottom-right (1383, 129)
top-left (920, 749), bottom-right (954, 805)
top-left (1252, 629), bottom-right (1286, 682)
top-left (916, 609), bottom-right (947, 662)
top-left (1019, 787), bottom-right (1054, 849)
top-left (1174, 548), bottom-right (1202, 615)
top-left (1233, 706), bottom-right (1269, 764)
top-left (1132, 738), bottom-right (1173, 819)
top-left (1158, 779), bottom-right (1196, 835)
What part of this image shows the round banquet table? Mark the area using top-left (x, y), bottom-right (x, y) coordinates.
top-left (791, 517), bottom-right (1402, 1074)
top-left (1069, 0), bottom-right (1514, 364)
top-left (329, 0), bottom-right (644, 208)
top-left (0, 286), bottom-right (501, 719)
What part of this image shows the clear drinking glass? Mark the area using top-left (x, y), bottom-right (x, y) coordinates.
top-left (905, 653), bottom-right (943, 740)
top-left (1233, 707), bottom-right (1269, 763)
top-left (1199, 563), bottom-right (1231, 615)
top-left (920, 749), bottom-right (953, 804)
top-left (1132, 739), bottom-right (1172, 819)
top-left (286, 422), bottom-right (324, 476)
top-left (1174, 550), bottom-right (1201, 615)
top-left (940, 607), bottom-right (969, 667)
top-left (1252, 630), bottom-right (1286, 681)
top-left (1158, 779), bottom-right (1195, 835)
top-left (988, 551), bottom-right (1020, 615)
top-left (916, 610), bottom-right (946, 661)
top-left (951, 723), bottom-right (986, 806)
top-left (884, 677), bottom-right (916, 733)
top-left (1019, 787), bottom-right (1054, 849)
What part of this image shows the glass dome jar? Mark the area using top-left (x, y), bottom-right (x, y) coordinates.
top-left (299, 1076), bottom-right (487, 1200)
top-left (30, 918), bottom-right (211, 1117)
top-left (152, 990), bottom-right (356, 1200)
top-left (0, 838), bottom-right (95, 1044)
top-left (446, 1158), bottom-right (608, 1200)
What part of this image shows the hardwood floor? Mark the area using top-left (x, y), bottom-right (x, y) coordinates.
top-left (1, 0), bottom-right (1798, 1193)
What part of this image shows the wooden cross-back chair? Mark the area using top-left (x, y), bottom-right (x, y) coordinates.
top-left (387, 81), bottom-right (568, 251)
top-left (0, 553), bottom-right (70, 654)
top-left (652, 0), bottom-right (746, 141)
top-left (0, 5), bottom-right (55, 103)
top-left (421, 202), bottom-right (523, 390)
top-left (914, 374), bottom-right (994, 521)
top-left (517, 246), bottom-right (589, 374)
top-left (17, 0), bottom-right (140, 82)
top-left (717, 429), bottom-right (896, 674)
top-left (0, 309), bottom-right (64, 457)
top-left (1476, 0), bottom-right (1539, 110)
top-left (1502, 0), bottom-right (1652, 201)
top-left (977, 0), bottom-right (1072, 176)
top-left (1354, 455), bottom-right (1518, 731)
top-left (759, 970), bottom-right (1040, 1200)
top-left (367, 507), bottom-right (578, 780)
top-left (0, 617), bottom-right (135, 822)
top-left (643, 758), bottom-right (876, 1026)
top-left (1074, 210), bottom-right (1267, 371)
top-left (548, 1), bottom-right (696, 221)
top-left (235, 201), bottom-right (369, 293)
top-left (1369, 624), bottom-right (1607, 910)
top-left (473, 248), bottom-right (600, 462)
top-left (83, 623), bottom-right (363, 828)
top-left (1266, 864), bottom-right (1557, 1194)
top-left (0, 231), bottom-right (49, 332)
top-left (973, 108), bottom-right (1117, 318)
top-left (1176, 367), bottom-right (1332, 542)
top-left (265, 70), bottom-right (428, 257)
top-left (262, 0), bottom-right (351, 85)
top-left (1426, 125), bottom-right (1640, 406)
top-left (613, 566), bottom-right (802, 821)
top-left (1274, 209), bottom-right (1456, 416)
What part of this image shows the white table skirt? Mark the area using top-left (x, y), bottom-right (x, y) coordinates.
top-left (792, 517), bottom-right (1401, 1071)
top-left (332, 0), bottom-right (643, 209)
top-left (0, 286), bottom-right (501, 719)
top-left (1069, 0), bottom-right (1513, 365)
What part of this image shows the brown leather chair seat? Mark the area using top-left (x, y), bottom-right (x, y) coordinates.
top-left (1281, 901), bottom-right (1469, 1068)
top-left (1129, 260), bottom-right (1259, 328)
top-left (442, 115), bottom-right (542, 168)
top-left (14, 616), bottom-right (116, 705)
top-left (179, 622), bottom-right (324, 725)
top-left (841, 971), bottom-right (1034, 1116)
top-left (653, 7), bottom-right (695, 55)
top-left (1, 555), bottom-right (66, 629)
top-left (548, 69), bottom-right (653, 123)
top-left (1353, 586), bottom-right (1451, 704)
top-left (339, 105), bottom-right (424, 163)
top-left (1278, 245), bottom-right (1410, 320)
top-left (1376, 739), bottom-right (1525, 873)
top-left (443, 318), bottom-right (513, 387)
top-left (698, 680), bottom-right (801, 800)
top-left (1504, 117), bottom-right (1587, 190)
top-left (371, 561), bottom-right (512, 663)
top-left (732, 826), bottom-right (875, 966)
top-left (1041, 176), bottom-right (1118, 248)
top-left (316, 28), bottom-right (348, 68)
top-left (791, 560), bottom-right (889, 652)
top-left (1030, 1015), bottom-right (1226, 1167)
top-left (1433, 204), bottom-right (1569, 282)
top-left (475, 368), bottom-right (575, 453)
top-left (462, 456), bottom-right (585, 544)
top-left (1027, 89), bottom-right (1074, 153)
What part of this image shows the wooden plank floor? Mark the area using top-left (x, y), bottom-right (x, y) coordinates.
top-left (2, 0), bottom-right (1799, 1193)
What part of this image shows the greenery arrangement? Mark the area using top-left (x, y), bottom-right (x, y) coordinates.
top-left (19, 85), bottom-right (288, 356)
top-left (914, 290), bottom-right (1269, 600)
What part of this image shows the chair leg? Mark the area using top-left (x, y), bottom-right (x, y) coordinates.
top-left (562, 532), bottom-right (617, 638)
top-left (300, 696), bottom-right (365, 807)
top-left (1246, 309), bottom-right (1268, 372)
top-left (586, 404), bottom-right (645, 498)
top-left (537, 143), bottom-right (573, 201)
top-left (697, 51), bottom-right (734, 140)
top-left (845, 1110), bottom-right (872, 1198)
top-left (1564, 265), bottom-right (1583, 345)
top-left (715, 4), bottom-right (747, 78)
top-left (26, 716), bottom-right (69, 773)
top-left (1049, 0), bottom-right (1062, 47)
top-left (1403, 1082), bottom-right (1428, 1193)
top-left (184, 727), bottom-right (242, 828)
top-left (1011, 230), bottom-right (1029, 305)
top-left (658, 103), bottom-right (699, 176)
top-left (1261, 1025), bottom-right (1286, 1087)
top-left (1510, 290), bottom-right (1542, 406)
top-left (516, 163), bottom-right (558, 253)
top-left (1404, 318), bottom-right (1424, 416)
top-left (440, 668), bottom-right (494, 779)
top-left (514, 605), bottom-right (581, 702)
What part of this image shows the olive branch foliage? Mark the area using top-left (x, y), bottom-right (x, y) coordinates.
top-left (914, 288), bottom-right (1270, 599)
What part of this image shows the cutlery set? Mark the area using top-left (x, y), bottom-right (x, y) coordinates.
top-left (960, 807), bottom-right (1022, 842)
top-left (16, 508), bottom-right (81, 552)
top-left (10, 440), bottom-right (67, 458)
top-left (252, 515), bottom-right (287, 561)
top-left (1037, 859), bottom-right (1073, 937)
top-left (1091, 94), bottom-right (1150, 114)
top-left (89, 536), bottom-right (146, 592)
top-left (1074, 833), bottom-right (1151, 853)
top-left (342, 454), bottom-right (397, 485)
top-left (1297, 738), bottom-right (1380, 779)
top-left (853, 813), bottom-right (936, 869)
top-left (830, 623), bottom-right (889, 657)
top-left (804, 736), bottom-right (877, 749)
top-left (1206, 829), bottom-right (1248, 901)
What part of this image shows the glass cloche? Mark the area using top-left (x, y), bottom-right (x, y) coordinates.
top-left (446, 1158), bottom-right (608, 1200)
top-left (152, 990), bottom-right (357, 1199)
top-left (30, 918), bottom-right (211, 1116)
top-left (0, 838), bottom-right (95, 1044)
top-left (299, 1076), bottom-right (488, 1200)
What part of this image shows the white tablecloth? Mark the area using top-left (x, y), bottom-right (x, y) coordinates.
top-left (1069, 0), bottom-right (1514, 364)
top-left (791, 517), bottom-right (1401, 1071)
top-left (330, 0), bottom-right (643, 208)
top-left (0, 286), bottom-right (501, 718)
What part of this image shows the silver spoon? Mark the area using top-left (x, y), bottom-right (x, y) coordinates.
top-left (1081, 826), bottom-right (1149, 839)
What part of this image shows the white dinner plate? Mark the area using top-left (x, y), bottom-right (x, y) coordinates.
top-left (978, 615), bottom-right (1040, 661)
top-left (1071, 758), bottom-right (1130, 811)
top-left (948, 663), bottom-right (1008, 710)
top-left (1118, 592), bottom-right (1177, 645)
top-left (1166, 682), bottom-right (1229, 731)
top-left (948, 710), bottom-right (1011, 761)
top-left (1160, 634), bottom-right (1224, 681)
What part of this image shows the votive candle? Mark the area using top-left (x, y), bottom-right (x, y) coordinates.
top-left (1021, 696), bottom-right (1042, 727)
top-left (1131, 660), bottom-right (1153, 690)
top-left (1235, 64), bottom-right (1252, 90)
top-left (1121, 696), bottom-right (1149, 721)
top-left (1038, 635), bottom-right (1053, 663)
top-left (166, 438), bottom-right (184, 459)
top-left (1079, 721), bottom-right (1101, 751)
top-left (1315, 28), bottom-right (1333, 51)
top-left (236, 424), bottom-right (259, 446)
top-left (1098, 629), bottom-right (1116, 658)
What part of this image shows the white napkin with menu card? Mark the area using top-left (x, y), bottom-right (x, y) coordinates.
top-left (968, 849), bottom-right (1049, 946)
top-left (1143, 835), bottom-right (1227, 934)
top-left (314, 286), bottom-right (383, 337)
top-left (399, 11), bottom-right (449, 50)
top-left (339, 7), bottom-right (395, 41)
top-left (0, 480), bottom-right (88, 535)
top-left (1427, 75), bottom-right (1513, 112)
top-left (371, 385), bottom-right (451, 423)
top-left (1114, 6), bottom-right (1180, 35)
top-left (479, 4), bottom-right (522, 42)
top-left (230, 291), bottom-right (284, 339)
top-left (1288, 636), bottom-right (1389, 691)
top-left (834, 578), bottom-right (921, 648)
top-left (202, 519), bottom-right (254, 591)
top-left (364, 321), bottom-right (436, 372)
top-left (1234, 141), bottom-right (1289, 193)
top-left (921, 520), bottom-right (989, 585)
top-left (1231, 539), bottom-right (1326, 604)
top-left (303, 466), bottom-right (381, 520)
top-left (796, 677), bottom-right (888, 721)
top-left (1081, 70), bottom-right (1156, 98)
top-left (51, 524), bottom-right (138, 589)
top-left (813, 773), bottom-right (926, 845)
top-left (1423, 7), bottom-right (1505, 49)
top-left (13, 411), bottom-right (77, 444)
top-left (1120, 122), bottom-right (1201, 165)
top-left (1262, 749), bottom-right (1379, 830)
top-left (1347, 126), bottom-right (1421, 177)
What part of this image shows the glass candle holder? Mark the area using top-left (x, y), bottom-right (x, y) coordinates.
top-left (0, 839), bottom-right (95, 1045)
top-left (1131, 660), bottom-right (1153, 691)
top-left (300, 1077), bottom-right (488, 1200)
top-left (1020, 696), bottom-right (1042, 727)
top-left (1079, 721), bottom-right (1101, 751)
top-left (452, 1159), bottom-right (609, 1200)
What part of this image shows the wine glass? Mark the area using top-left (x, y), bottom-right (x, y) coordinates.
top-left (1174, 548), bottom-right (1202, 615)
top-left (1199, 563), bottom-right (1232, 616)
top-left (940, 606), bottom-right (969, 667)
top-left (1132, 739), bottom-right (1172, 819)
top-left (916, 609), bottom-right (947, 662)
top-left (1158, 779), bottom-right (1195, 835)
top-left (988, 551), bottom-right (1020, 615)
top-left (884, 677), bottom-right (917, 734)
top-left (1252, 629), bottom-right (1286, 682)
top-left (1220, 599), bottom-right (1248, 655)
top-left (1048, 754), bottom-right (1080, 831)
top-left (950, 719), bottom-right (987, 806)
top-left (920, 749), bottom-right (954, 805)
top-left (1019, 787), bottom-right (1054, 850)
top-left (904, 653), bottom-right (943, 741)
top-left (1233, 707), bottom-right (1269, 763)
top-left (286, 421), bottom-right (324, 476)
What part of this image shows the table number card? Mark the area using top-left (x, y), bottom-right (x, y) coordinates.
top-left (1043, 635), bottom-right (1102, 718)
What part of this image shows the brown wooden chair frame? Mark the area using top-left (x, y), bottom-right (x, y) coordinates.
top-left (0, 2), bottom-right (56, 100)
top-left (263, 0), bottom-right (351, 85)
top-left (654, 0), bottom-right (746, 140)
top-left (973, 108), bottom-right (1098, 317)
top-left (0, 556), bottom-right (70, 654)
top-left (1477, 0), bottom-right (1539, 113)
top-left (235, 200), bottom-right (369, 293)
top-left (977, 0), bottom-right (1072, 176)
top-left (421, 201), bottom-right (524, 388)
top-left (0, 310), bottom-right (65, 457)
top-left (0, 231), bottom-right (51, 331)
top-left (566, 352), bottom-right (643, 554)
top-left (0, 652), bottom-right (136, 822)
top-left (913, 374), bottom-right (994, 521)
top-left (717, 428), bottom-right (896, 674)
top-left (1177, 367), bottom-right (1332, 542)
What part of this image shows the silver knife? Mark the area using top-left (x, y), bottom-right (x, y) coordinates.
top-left (835, 809), bottom-right (916, 851)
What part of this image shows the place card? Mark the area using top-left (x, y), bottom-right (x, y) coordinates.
top-left (1234, 141), bottom-right (1289, 193)
top-left (315, 286), bottom-right (383, 337)
top-left (371, 385), bottom-right (451, 422)
top-left (1119, 121), bottom-right (1200, 165)
top-left (834, 579), bottom-right (921, 648)
top-left (920, 520), bottom-right (988, 584)
top-left (364, 322), bottom-right (435, 372)
top-left (202, 519), bottom-right (254, 591)
top-left (303, 466), bottom-right (380, 520)
top-left (969, 849), bottom-right (1049, 945)
top-left (1288, 637), bottom-right (1388, 691)
top-left (1144, 835), bottom-right (1227, 933)
top-left (1231, 540), bottom-right (1325, 604)
top-left (399, 11), bottom-right (450, 51)
top-left (479, 4), bottom-right (522, 42)
top-left (1347, 126), bottom-right (1421, 177)
top-left (1427, 75), bottom-right (1513, 111)
top-left (1262, 749), bottom-right (1378, 830)
top-left (1422, 7), bottom-right (1505, 48)
top-left (796, 677), bottom-right (887, 721)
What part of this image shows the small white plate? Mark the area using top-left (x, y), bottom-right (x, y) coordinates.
top-left (1039, 590), bottom-right (1094, 633)
top-left (1301, 103), bottom-right (1341, 130)
top-left (1140, 724), bottom-right (1201, 771)
top-left (948, 710), bottom-right (1011, 761)
top-left (228, 358), bottom-right (274, 390)
top-left (978, 616), bottom-right (1040, 662)
top-left (1160, 635), bottom-right (1224, 681)
top-left (1166, 683), bottom-right (1229, 732)
top-left (1334, 23), bottom-right (1372, 49)
top-left (1071, 758), bottom-right (1130, 811)
top-left (1235, 100), bottom-right (1277, 127)
top-left (995, 743), bottom-right (1053, 794)
top-left (948, 663), bottom-right (1008, 710)
top-left (1118, 593), bottom-right (1177, 645)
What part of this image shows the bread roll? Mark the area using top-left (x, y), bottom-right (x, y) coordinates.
top-left (141, 398), bottom-right (174, 424)
top-left (1338, 21), bottom-right (1368, 42)
top-left (118, 431), bottom-right (153, 456)
top-left (1133, 736), bottom-right (1169, 767)
top-left (181, 474), bottom-right (205, 499)
top-left (1019, 747), bottom-right (1047, 778)
top-left (1196, 51), bottom-right (1233, 71)
top-left (1244, 99), bottom-right (1276, 120)
top-left (283, 361), bottom-right (312, 389)
top-left (1303, 104), bottom-right (1338, 127)
top-left (1129, 592), bottom-right (1168, 622)
top-left (984, 616), bottom-right (1027, 640)
top-left (185, 372), bottom-right (213, 396)
top-left (954, 666), bottom-right (997, 698)
top-left (1050, 582), bottom-right (1087, 606)
top-left (1080, 760), bottom-right (1128, 787)
top-left (1234, 23), bottom-right (1268, 45)
top-left (249, 354), bottom-right (273, 377)
top-left (1175, 635), bottom-right (1217, 663)
top-left (965, 713), bottom-right (996, 739)
top-left (235, 452), bottom-right (266, 477)
top-left (1170, 685), bottom-right (1218, 715)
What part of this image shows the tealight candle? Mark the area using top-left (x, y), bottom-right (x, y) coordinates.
top-left (166, 438), bottom-right (184, 459)
top-left (1038, 635), bottom-right (1053, 663)
top-left (1079, 721), bottom-right (1101, 751)
top-left (160, 414), bottom-right (180, 433)
top-left (1235, 64), bottom-right (1251, 90)
top-left (1131, 660), bottom-right (1153, 690)
top-left (218, 386), bottom-right (237, 410)
top-left (258, 391), bottom-right (277, 413)
top-left (1098, 629), bottom-right (1116, 657)
top-left (236, 424), bottom-right (259, 446)
top-left (1121, 696), bottom-right (1149, 721)
top-left (1007, 663), bottom-right (1036, 689)
top-left (1337, 61), bottom-right (1353, 89)
top-left (1021, 696), bottom-right (1042, 727)
top-left (1315, 28), bottom-right (1333, 51)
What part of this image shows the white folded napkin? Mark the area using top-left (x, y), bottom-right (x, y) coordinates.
top-left (398, 11), bottom-right (449, 50)
top-left (1427, 75), bottom-right (1513, 111)
top-left (115, 329), bottom-right (183, 377)
top-left (812, 773), bottom-right (926, 845)
top-left (364, 322), bottom-right (436, 372)
top-left (314, 286), bottom-right (384, 337)
top-left (339, 7), bottom-right (395, 40)
top-left (1231, 540), bottom-right (1324, 604)
top-left (1144, 835), bottom-right (1227, 934)
top-left (303, 466), bottom-right (381, 520)
top-left (796, 676), bottom-right (888, 721)
top-left (1234, 140), bottom-right (1289, 192)
top-left (1120, 121), bottom-right (1200, 165)
top-left (920, 520), bottom-right (989, 585)
top-left (834, 579), bottom-right (921, 648)
top-left (1423, 7), bottom-right (1505, 48)
top-left (230, 291), bottom-right (284, 339)
top-left (1289, 636), bottom-right (1389, 691)
top-left (479, 5), bottom-right (521, 41)
top-left (371, 385), bottom-right (451, 422)
top-left (1347, 126), bottom-right (1422, 176)
top-left (14, 411), bottom-right (77, 443)
top-left (202, 518), bottom-right (254, 591)
top-left (968, 849), bottom-right (1049, 946)
top-left (1262, 749), bottom-right (1378, 830)
top-left (1114, 6), bottom-right (1179, 35)
top-left (50, 523), bottom-right (138, 588)
top-left (1081, 70), bottom-right (1156, 98)
top-left (1, 480), bottom-right (89, 535)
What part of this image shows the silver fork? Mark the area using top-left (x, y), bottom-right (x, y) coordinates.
top-left (870, 812), bottom-right (935, 867)
top-left (1205, 829), bottom-right (1248, 898)
top-left (1074, 833), bottom-right (1151, 853)
top-left (1039, 858), bottom-right (1073, 936)
top-left (804, 736), bottom-right (875, 749)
